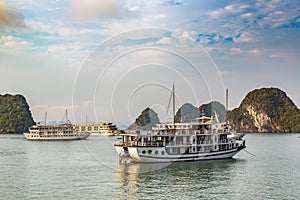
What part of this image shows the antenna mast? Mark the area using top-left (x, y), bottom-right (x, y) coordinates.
top-left (44, 112), bottom-right (47, 126)
top-left (172, 84), bottom-right (175, 125)
top-left (226, 88), bottom-right (229, 111)
top-left (65, 109), bottom-right (69, 124)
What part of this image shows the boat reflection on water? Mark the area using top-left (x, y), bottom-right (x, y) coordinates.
top-left (117, 162), bottom-right (171, 174)
top-left (114, 159), bottom-right (246, 199)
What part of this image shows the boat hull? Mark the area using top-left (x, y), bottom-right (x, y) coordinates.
top-left (23, 132), bottom-right (91, 141)
top-left (90, 132), bottom-right (115, 137)
top-left (115, 145), bottom-right (245, 163)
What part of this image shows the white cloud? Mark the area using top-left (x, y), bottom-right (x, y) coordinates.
top-left (234, 33), bottom-right (253, 43)
top-left (156, 37), bottom-right (173, 45)
top-left (230, 47), bottom-right (242, 54)
top-left (69, 0), bottom-right (138, 22)
top-left (0, 35), bottom-right (31, 49)
top-left (1, 0), bottom-right (300, 123)
top-left (208, 4), bottom-right (249, 18)
top-left (208, 9), bottom-right (223, 18)
top-left (70, 0), bottom-right (119, 20)
top-left (248, 48), bottom-right (261, 56)
top-left (241, 13), bottom-right (252, 18)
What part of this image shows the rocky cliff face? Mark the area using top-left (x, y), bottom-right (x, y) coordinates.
top-left (128, 107), bottom-right (160, 130)
top-left (226, 88), bottom-right (300, 133)
top-left (0, 94), bottom-right (35, 133)
top-left (175, 101), bottom-right (226, 123)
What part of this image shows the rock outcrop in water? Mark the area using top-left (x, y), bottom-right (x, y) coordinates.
top-left (128, 107), bottom-right (160, 130)
top-left (226, 88), bottom-right (300, 133)
top-left (0, 94), bottom-right (35, 134)
top-left (128, 102), bottom-right (226, 130)
top-left (175, 101), bottom-right (226, 123)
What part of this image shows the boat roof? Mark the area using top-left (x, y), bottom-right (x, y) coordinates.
top-left (195, 116), bottom-right (211, 120)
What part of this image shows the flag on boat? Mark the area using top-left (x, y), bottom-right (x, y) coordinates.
top-left (198, 105), bottom-right (203, 110)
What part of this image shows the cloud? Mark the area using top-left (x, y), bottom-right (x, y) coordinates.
top-left (233, 33), bottom-right (253, 43)
top-left (0, 35), bottom-right (31, 49)
top-left (228, 47), bottom-right (265, 57)
top-left (230, 47), bottom-right (242, 54)
top-left (195, 32), bottom-right (255, 45)
top-left (279, 16), bottom-right (300, 29)
top-left (69, 0), bottom-right (136, 21)
top-left (0, 0), bottom-right (25, 29)
top-left (207, 4), bottom-right (249, 18)
top-left (241, 13), bottom-right (253, 18)
top-left (248, 48), bottom-right (262, 56)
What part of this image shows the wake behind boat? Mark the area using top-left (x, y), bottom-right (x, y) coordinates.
top-left (23, 110), bottom-right (90, 141)
top-left (114, 85), bottom-right (246, 163)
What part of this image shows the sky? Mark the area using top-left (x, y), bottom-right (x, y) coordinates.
top-left (0, 0), bottom-right (299, 126)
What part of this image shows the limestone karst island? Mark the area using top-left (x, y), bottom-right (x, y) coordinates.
top-left (0, 87), bottom-right (299, 134)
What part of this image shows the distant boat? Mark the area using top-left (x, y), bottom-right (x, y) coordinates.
top-left (115, 85), bottom-right (246, 163)
top-left (227, 132), bottom-right (246, 140)
top-left (76, 122), bottom-right (119, 136)
top-left (23, 110), bottom-right (90, 141)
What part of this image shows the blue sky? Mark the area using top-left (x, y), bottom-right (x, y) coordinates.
top-left (0, 0), bottom-right (299, 125)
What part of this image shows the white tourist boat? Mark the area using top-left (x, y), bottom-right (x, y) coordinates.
top-left (114, 85), bottom-right (246, 163)
top-left (76, 122), bottom-right (119, 136)
top-left (23, 124), bottom-right (90, 141)
top-left (23, 110), bottom-right (90, 141)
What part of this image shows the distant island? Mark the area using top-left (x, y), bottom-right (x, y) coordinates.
top-left (1, 87), bottom-right (300, 134)
top-left (128, 101), bottom-right (226, 130)
top-left (127, 107), bottom-right (160, 130)
top-left (174, 101), bottom-right (226, 123)
top-left (0, 94), bottom-right (35, 134)
top-left (226, 88), bottom-right (300, 133)
top-left (129, 88), bottom-right (300, 133)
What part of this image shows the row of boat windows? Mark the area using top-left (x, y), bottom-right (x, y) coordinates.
top-left (31, 132), bottom-right (74, 134)
top-left (80, 127), bottom-right (106, 131)
top-left (140, 144), bottom-right (236, 156)
top-left (152, 130), bottom-right (227, 135)
top-left (123, 135), bottom-right (232, 147)
top-left (28, 134), bottom-right (76, 138)
top-left (141, 150), bottom-right (165, 155)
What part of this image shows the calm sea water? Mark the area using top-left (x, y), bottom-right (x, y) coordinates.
top-left (0, 134), bottom-right (300, 200)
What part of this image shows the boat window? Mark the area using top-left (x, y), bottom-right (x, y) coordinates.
top-left (161, 151), bottom-right (165, 155)
top-left (142, 150), bottom-right (146, 154)
top-left (155, 150), bottom-right (159, 155)
top-left (148, 150), bottom-right (152, 154)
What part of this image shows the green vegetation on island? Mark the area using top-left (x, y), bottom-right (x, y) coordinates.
top-left (226, 88), bottom-right (300, 133)
top-left (3, 88), bottom-right (298, 134)
top-left (0, 94), bottom-right (35, 134)
top-left (129, 88), bottom-right (300, 133)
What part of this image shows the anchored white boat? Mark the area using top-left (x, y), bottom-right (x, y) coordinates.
top-left (115, 118), bottom-right (245, 163)
top-left (115, 85), bottom-right (246, 163)
top-left (23, 110), bottom-right (90, 141)
top-left (76, 122), bottom-right (119, 136)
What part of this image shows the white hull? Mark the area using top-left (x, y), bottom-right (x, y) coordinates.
top-left (23, 132), bottom-right (91, 141)
top-left (115, 146), bottom-right (243, 163)
top-left (90, 132), bottom-right (115, 137)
